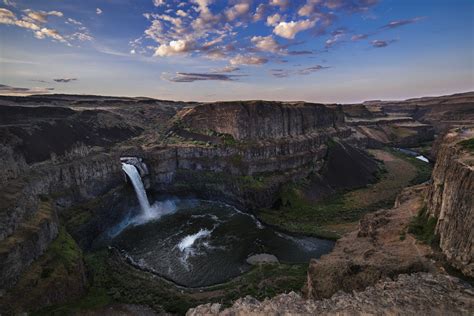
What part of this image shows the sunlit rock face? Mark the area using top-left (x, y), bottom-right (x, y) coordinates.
top-left (179, 101), bottom-right (345, 141)
top-left (426, 128), bottom-right (474, 277)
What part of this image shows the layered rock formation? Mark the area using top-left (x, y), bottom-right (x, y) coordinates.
top-left (341, 92), bottom-right (474, 148)
top-left (178, 101), bottom-right (344, 140)
top-left (187, 273), bottom-right (474, 315)
top-left (426, 128), bottom-right (474, 277)
top-left (146, 101), bottom-right (359, 209)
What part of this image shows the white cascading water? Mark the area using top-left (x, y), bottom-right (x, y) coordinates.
top-left (122, 162), bottom-right (153, 218)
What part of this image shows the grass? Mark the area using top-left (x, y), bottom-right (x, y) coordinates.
top-left (408, 206), bottom-right (438, 246)
top-left (458, 138), bottom-right (474, 152)
top-left (258, 149), bottom-right (422, 239)
top-left (212, 263), bottom-right (307, 306)
top-left (34, 250), bottom-right (308, 315)
top-left (221, 133), bottom-right (238, 146)
top-left (0, 199), bottom-right (55, 253)
top-left (1, 226), bottom-right (85, 315)
top-left (390, 148), bottom-right (433, 185)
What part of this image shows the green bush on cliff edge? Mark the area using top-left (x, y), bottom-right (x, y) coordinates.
top-left (408, 206), bottom-right (438, 245)
top-left (458, 138), bottom-right (474, 152)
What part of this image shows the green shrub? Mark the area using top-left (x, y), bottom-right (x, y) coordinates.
top-left (458, 138), bottom-right (474, 152)
top-left (408, 206), bottom-right (438, 245)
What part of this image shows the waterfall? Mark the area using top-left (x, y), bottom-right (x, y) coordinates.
top-left (122, 162), bottom-right (152, 218)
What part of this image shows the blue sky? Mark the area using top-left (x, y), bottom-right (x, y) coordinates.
top-left (0, 0), bottom-right (473, 102)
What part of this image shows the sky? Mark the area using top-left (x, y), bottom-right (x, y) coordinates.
top-left (0, 0), bottom-right (473, 103)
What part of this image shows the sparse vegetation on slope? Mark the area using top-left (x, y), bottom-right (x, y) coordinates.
top-left (1, 226), bottom-right (85, 315)
top-left (35, 249), bottom-right (307, 315)
top-left (458, 138), bottom-right (474, 152)
top-left (258, 149), bottom-right (429, 239)
top-left (408, 206), bottom-right (438, 246)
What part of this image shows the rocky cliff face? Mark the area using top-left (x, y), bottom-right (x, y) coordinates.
top-left (0, 152), bottom-right (125, 290)
top-left (179, 101), bottom-right (344, 140)
top-left (145, 101), bottom-right (360, 210)
top-left (426, 128), bottom-right (474, 277)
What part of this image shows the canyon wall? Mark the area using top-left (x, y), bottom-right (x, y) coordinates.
top-left (179, 101), bottom-right (345, 140)
top-left (0, 152), bottom-right (124, 290)
top-left (426, 128), bottom-right (474, 277)
top-left (147, 101), bottom-right (359, 209)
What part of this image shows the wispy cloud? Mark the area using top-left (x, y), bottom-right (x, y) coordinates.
top-left (53, 78), bottom-right (78, 83)
top-left (381, 17), bottom-right (425, 30)
top-left (351, 33), bottom-right (369, 41)
top-left (0, 83), bottom-right (54, 95)
top-left (371, 39), bottom-right (397, 48)
top-left (162, 72), bottom-right (243, 83)
top-left (230, 54), bottom-right (268, 66)
top-left (271, 65), bottom-right (329, 78)
top-left (212, 65), bottom-right (240, 73)
top-left (325, 28), bottom-right (347, 48)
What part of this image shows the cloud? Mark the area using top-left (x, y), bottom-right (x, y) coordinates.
top-left (266, 13), bottom-right (281, 26)
top-left (96, 8), bottom-right (102, 15)
top-left (251, 35), bottom-right (283, 53)
top-left (269, 0), bottom-right (289, 9)
top-left (176, 9), bottom-right (187, 17)
top-left (3, 0), bottom-right (17, 7)
top-left (381, 17), bottom-right (424, 29)
top-left (351, 33), bottom-right (368, 41)
top-left (288, 50), bottom-right (313, 55)
top-left (297, 65), bottom-right (328, 75)
top-left (273, 19), bottom-right (316, 39)
top-left (24, 9), bottom-right (63, 23)
top-left (230, 54), bottom-right (268, 66)
top-left (323, 0), bottom-right (379, 12)
top-left (153, 0), bottom-right (165, 7)
top-left (67, 18), bottom-right (82, 25)
top-left (67, 32), bottom-right (93, 41)
top-left (271, 64), bottom-right (329, 78)
top-left (34, 27), bottom-right (67, 43)
top-left (53, 78), bottom-right (78, 83)
top-left (225, 1), bottom-right (250, 21)
top-left (154, 39), bottom-right (192, 56)
top-left (0, 7), bottom-right (90, 45)
top-left (213, 65), bottom-right (240, 73)
top-left (253, 3), bottom-right (267, 21)
top-left (163, 72), bottom-right (241, 82)
top-left (371, 39), bottom-right (396, 48)
top-left (0, 83), bottom-right (54, 95)
top-left (325, 28), bottom-right (346, 48)
top-left (298, 0), bottom-right (321, 16)
top-left (131, 0), bottom-right (382, 76)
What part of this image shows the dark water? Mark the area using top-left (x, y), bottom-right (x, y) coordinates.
top-left (96, 198), bottom-right (334, 287)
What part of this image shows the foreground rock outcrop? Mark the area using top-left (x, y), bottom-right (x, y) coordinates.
top-left (187, 273), bottom-right (474, 315)
top-left (426, 128), bottom-right (474, 277)
top-left (304, 184), bottom-right (435, 299)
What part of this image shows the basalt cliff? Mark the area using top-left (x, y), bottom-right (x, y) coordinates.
top-left (426, 129), bottom-right (474, 277)
top-left (189, 127), bottom-right (474, 315)
top-left (0, 92), bottom-right (473, 315)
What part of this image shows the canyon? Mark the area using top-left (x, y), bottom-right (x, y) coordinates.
top-left (0, 92), bottom-right (473, 315)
